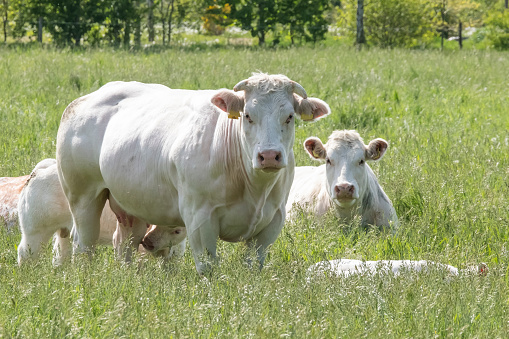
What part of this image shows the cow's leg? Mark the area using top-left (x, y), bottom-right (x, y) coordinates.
top-left (17, 228), bottom-right (55, 265)
top-left (113, 218), bottom-right (147, 262)
top-left (188, 226), bottom-right (219, 274)
top-left (67, 190), bottom-right (108, 255)
top-left (183, 206), bottom-right (219, 274)
top-left (245, 208), bottom-right (285, 269)
top-left (52, 228), bottom-right (72, 266)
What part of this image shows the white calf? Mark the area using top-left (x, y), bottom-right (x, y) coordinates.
top-left (307, 259), bottom-right (488, 279)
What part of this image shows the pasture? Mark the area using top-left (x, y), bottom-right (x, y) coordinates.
top-left (1, 45), bottom-right (509, 337)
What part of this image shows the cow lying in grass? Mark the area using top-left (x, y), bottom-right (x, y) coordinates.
top-left (286, 130), bottom-right (398, 230)
top-left (17, 159), bottom-right (186, 265)
top-left (307, 259), bottom-right (488, 279)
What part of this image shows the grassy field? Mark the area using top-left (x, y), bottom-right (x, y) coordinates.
top-left (0, 45), bottom-right (508, 337)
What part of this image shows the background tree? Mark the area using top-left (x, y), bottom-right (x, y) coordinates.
top-left (31, 0), bottom-right (107, 46)
top-left (338, 0), bottom-right (435, 47)
top-left (484, 2), bottom-right (509, 49)
top-left (147, 0), bottom-right (155, 42)
top-left (201, 1), bottom-right (233, 35)
top-left (105, 0), bottom-right (140, 47)
top-left (232, 0), bottom-right (278, 46)
top-left (279, 0), bottom-right (330, 44)
top-left (1, 0), bottom-right (9, 42)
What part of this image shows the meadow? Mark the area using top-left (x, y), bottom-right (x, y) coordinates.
top-left (0, 45), bottom-right (508, 337)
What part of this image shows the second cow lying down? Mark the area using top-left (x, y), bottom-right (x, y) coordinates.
top-left (17, 159), bottom-right (186, 265)
top-left (286, 130), bottom-right (398, 230)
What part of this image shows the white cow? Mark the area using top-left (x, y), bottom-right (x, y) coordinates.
top-left (286, 130), bottom-right (397, 230)
top-left (0, 159), bottom-right (55, 230)
top-left (17, 159), bottom-right (186, 266)
top-left (56, 73), bottom-right (330, 273)
top-left (307, 259), bottom-right (488, 279)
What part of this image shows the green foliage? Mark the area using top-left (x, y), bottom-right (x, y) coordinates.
top-left (33, 0), bottom-right (108, 46)
top-left (201, 1), bottom-right (233, 35)
top-left (278, 0), bottom-right (330, 44)
top-left (1, 46), bottom-right (509, 336)
top-left (339, 0), bottom-right (436, 47)
top-left (485, 10), bottom-right (509, 49)
top-left (233, 0), bottom-right (278, 45)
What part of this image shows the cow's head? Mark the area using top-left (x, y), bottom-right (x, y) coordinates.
top-left (304, 130), bottom-right (388, 208)
top-left (141, 225), bottom-right (187, 253)
top-left (211, 73), bottom-right (330, 173)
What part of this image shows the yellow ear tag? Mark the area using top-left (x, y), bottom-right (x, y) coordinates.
top-left (228, 111), bottom-right (241, 120)
top-left (312, 150), bottom-right (321, 158)
top-left (301, 113), bottom-right (314, 121)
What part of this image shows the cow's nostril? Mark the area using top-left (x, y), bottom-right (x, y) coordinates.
top-left (141, 239), bottom-right (154, 251)
top-left (275, 154), bottom-right (280, 162)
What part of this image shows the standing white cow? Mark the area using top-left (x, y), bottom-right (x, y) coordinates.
top-left (286, 130), bottom-right (397, 229)
top-left (56, 73), bottom-right (330, 273)
top-left (17, 159), bottom-right (186, 266)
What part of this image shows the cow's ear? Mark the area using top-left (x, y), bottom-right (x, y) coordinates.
top-left (304, 137), bottom-right (327, 160)
top-left (211, 90), bottom-right (245, 119)
top-left (366, 138), bottom-right (388, 161)
top-left (295, 96), bottom-right (331, 122)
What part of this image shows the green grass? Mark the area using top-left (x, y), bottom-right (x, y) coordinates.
top-left (1, 45), bottom-right (509, 337)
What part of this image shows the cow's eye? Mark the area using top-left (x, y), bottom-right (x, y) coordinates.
top-left (359, 159), bottom-right (365, 165)
top-left (245, 114), bottom-right (253, 123)
top-left (285, 114), bottom-right (293, 124)
top-left (326, 158), bottom-right (331, 165)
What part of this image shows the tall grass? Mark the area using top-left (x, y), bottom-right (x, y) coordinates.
top-left (0, 45), bottom-right (508, 337)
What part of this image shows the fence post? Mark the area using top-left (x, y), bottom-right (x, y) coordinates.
top-left (38, 17), bottom-right (43, 43)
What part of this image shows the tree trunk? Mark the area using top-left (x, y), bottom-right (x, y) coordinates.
top-left (134, 18), bottom-right (141, 47)
top-left (258, 31), bottom-right (265, 46)
top-left (38, 17), bottom-right (43, 43)
top-left (168, 0), bottom-right (175, 46)
top-left (458, 21), bottom-right (462, 49)
top-left (147, 0), bottom-right (155, 42)
top-left (506, 0), bottom-right (508, 9)
top-left (356, 0), bottom-right (366, 47)
top-left (2, 0), bottom-right (7, 43)
top-left (440, 4), bottom-right (445, 51)
top-left (257, 0), bottom-right (266, 46)
top-left (124, 20), bottom-right (131, 48)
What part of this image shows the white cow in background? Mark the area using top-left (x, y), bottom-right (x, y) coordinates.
top-left (286, 130), bottom-right (398, 230)
top-left (17, 159), bottom-right (186, 266)
top-left (0, 159), bottom-right (55, 230)
top-left (56, 73), bottom-right (331, 273)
